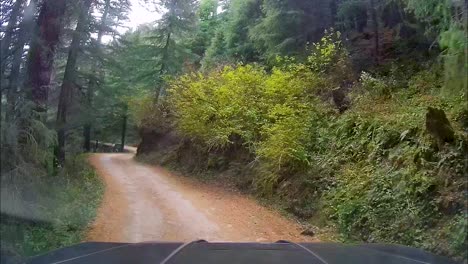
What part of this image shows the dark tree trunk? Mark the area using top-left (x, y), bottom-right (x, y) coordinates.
top-left (56, 0), bottom-right (92, 164)
top-left (369, 0), bottom-right (380, 63)
top-left (155, 2), bottom-right (176, 102)
top-left (155, 31), bottom-right (171, 102)
top-left (25, 0), bottom-right (66, 112)
top-left (83, 0), bottom-right (111, 152)
top-left (120, 108), bottom-right (127, 153)
top-left (83, 124), bottom-right (91, 151)
top-left (94, 139), bottom-right (99, 152)
top-left (6, 0), bottom-right (36, 121)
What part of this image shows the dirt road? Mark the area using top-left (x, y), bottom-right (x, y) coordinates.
top-left (87, 152), bottom-right (315, 243)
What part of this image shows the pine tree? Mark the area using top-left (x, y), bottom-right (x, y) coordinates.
top-left (83, 0), bottom-right (111, 152)
top-left (25, 0), bottom-right (67, 113)
top-left (56, 0), bottom-right (93, 163)
top-left (5, 0), bottom-right (37, 121)
top-left (0, 0), bottom-right (25, 82)
top-left (184, 0), bottom-right (219, 67)
top-left (153, 0), bottom-right (198, 100)
top-left (250, 0), bottom-right (333, 61)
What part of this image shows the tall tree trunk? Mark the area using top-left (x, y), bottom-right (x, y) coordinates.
top-left (120, 106), bottom-right (128, 153)
top-left (155, 2), bottom-right (176, 102)
top-left (84, 0), bottom-right (111, 152)
top-left (369, 0), bottom-right (380, 63)
top-left (83, 123), bottom-right (92, 152)
top-left (25, 0), bottom-right (66, 113)
top-left (56, 0), bottom-right (92, 164)
top-left (155, 31), bottom-right (171, 102)
top-left (0, 0), bottom-right (25, 79)
top-left (1, 0), bottom-right (25, 117)
top-left (6, 0), bottom-right (36, 121)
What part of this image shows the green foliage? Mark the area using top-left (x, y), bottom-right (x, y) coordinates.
top-left (308, 73), bottom-right (467, 261)
top-left (24, 0), bottom-right (464, 261)
top-left (0, 155), bottom-right (103, 256)
top-left (167, 40), bottom-right (349, 194)
top-left (305, 30), bottom-right (354, 90)
top-left (407, 66), bottom-right (443, 93)
top-left (1, 105), bottom-right (57, 177)
top-left (170, 65), bottom-right (267, 148)
top-left (307, 30), bottom-right (343, 73)
top-left (201, 0), bottom-right (262, 69)
top-left (326, 165), bottom-right (435, 243)
top-left (320, 116), bottom-right (467, 260)
top-left (127, 93), bottom-right (174, 136)
top-left (405, 0), bottom-right (453, 33)
top-left (439, 27), bottom-right (467, 96)
top-left (359, 71), bottom-right (393, 97)
top-left (250, 0), bottom-right (331, 62)
top-left (255, 68), bottom-right (323, 168)
top-left (224, 0), bottom-right (262, 62)
top-left (337, 0), bottom-right (368, 32)
top-left (405, 0), bottom-right (467, 96)
top-left (154, 46), bottom-right (467, 260)
top-left (187, 0), bottom-right (219, 60)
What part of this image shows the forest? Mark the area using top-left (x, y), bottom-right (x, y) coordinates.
top-left (0, 0), bottom-right (467, 261)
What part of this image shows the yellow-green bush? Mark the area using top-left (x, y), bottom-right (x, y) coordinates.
top-left (169, 61), bottom-right (333, 193)
top-left (169, 65), bottom-right (268, 148)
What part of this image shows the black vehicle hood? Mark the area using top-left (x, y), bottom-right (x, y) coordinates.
top-left (24, 241), bottom-right (458, 264)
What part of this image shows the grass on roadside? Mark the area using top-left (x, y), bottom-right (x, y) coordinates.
top-left (0, 155), bottom-right (103, 257)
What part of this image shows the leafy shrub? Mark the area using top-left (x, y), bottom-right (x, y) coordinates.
top-left (169, 65), bottom-right (268, 148)
top-left (307, 30), bottom-right (347, 74)
top-left (306, 30), bottom-right (354, 90)
top-left (169, 61), bottom-right (334, 193)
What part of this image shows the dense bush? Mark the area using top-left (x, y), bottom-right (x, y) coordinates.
top-left (170, 65), bottom-right (267, 148)
top-left (169, 65), bottom-right (333, 193)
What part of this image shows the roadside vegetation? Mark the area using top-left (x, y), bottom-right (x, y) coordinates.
top-left (125, 0), bottom-right (467, 262)
top-left (135, 34), bottom-right (467, 260)
top-left (1, 155), bottom-right (103, 257)
top-left (1, 0), bottom-right (127, 259)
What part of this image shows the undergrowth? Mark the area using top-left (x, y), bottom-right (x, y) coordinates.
top-left (0, 155), bottom-right (103, 258)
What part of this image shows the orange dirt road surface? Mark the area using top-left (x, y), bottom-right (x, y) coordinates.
top-left (86, 152), bottom-right (316, 243)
